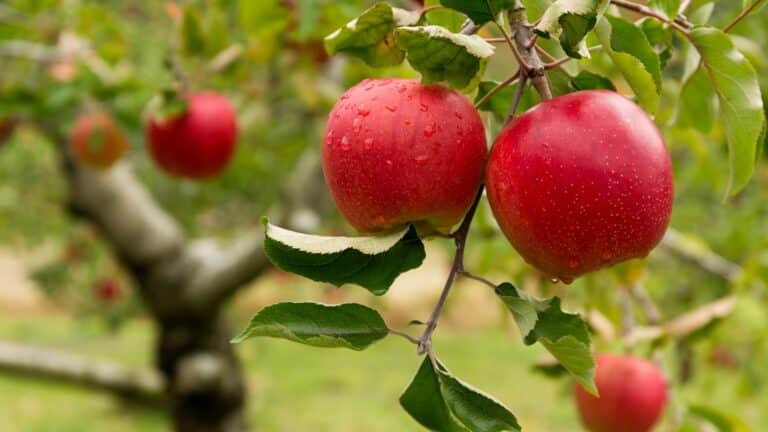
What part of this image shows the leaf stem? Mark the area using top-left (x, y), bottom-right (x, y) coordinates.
top-left (459, 270), bottom-right (497, 289)
top-left (723, 0), bottom-right (765, 33)
top-left (389, 329), bottom-right (419, 344)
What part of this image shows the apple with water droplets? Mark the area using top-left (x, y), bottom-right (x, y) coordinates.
top-left (147, 91), bottom-right (237, 180)
top-left (322, 78), bottom-right (487, 234)
top-left (574, 354), bottom-right (667, 432)
top-left (70, 112), bottom-right (128, 169)
top-left (486, 90), bottom-right (673, 283)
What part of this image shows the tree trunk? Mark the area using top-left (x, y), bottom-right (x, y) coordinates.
top-left (159, 315), bottom-right (246, 432)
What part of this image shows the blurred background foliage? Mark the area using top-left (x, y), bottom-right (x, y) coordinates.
top-left (0, 0), bottom-right (767, 430)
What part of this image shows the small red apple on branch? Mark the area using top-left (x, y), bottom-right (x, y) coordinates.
top-left (70, 112), bottom-right (128, 169)
top-left (574, 354), bottom-right (668, 432)
top-left (146, 91), bottom-right (238, 180)
top-left (95, 278), bottom-right (123, 304)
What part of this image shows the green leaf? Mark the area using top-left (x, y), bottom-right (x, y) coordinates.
top-left (324, 2), bottom-right (419, 67)
top-left (475, 81), bottom-right (539, 121)
top-left (689, 27), bottom-right (766, 196)
top-left (181, 5), bottom-right (206, 56)
top-left (495, 283), bottom-right (596, 395)
top-left (649, 0), bottom-right (681, 19)
top-left (595, 17), bottom-right (660, 113)
top-left (232, 302), bottom-right (388, 350)
top-left (570, 70), bottom-right (616, 91)
top-left (603, 15), bottom-right (662, 91)
top-left (263, 220), bottom-right (426, 295)
top-left (677, 67), bottom-right (716, 133)
top-left (400, 358), bottom-right (466, 432)
top-left (438, 0), bottom-right (516, 25)
top-left (154, 89), bottom-right (188, 122)
top-left (395, 26), bottom-right (495, 91)
top-left (739, 0), bottom-right (767, 23)
top-left (688, 404), bottom-right (751, 432)
top-left (400, 357), bottom-right (522, 432)
top-left (534, 0), bottom-right (608, 58)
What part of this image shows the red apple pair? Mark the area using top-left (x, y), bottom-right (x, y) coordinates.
top-left (322, 80), bottom-right (673, 281)
top-left (146, 91), bottom-right (237, 180)
top-left (575, 354), bottom-right (668, 432)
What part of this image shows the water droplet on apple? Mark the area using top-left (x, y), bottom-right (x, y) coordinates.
top-left (397, 85), bottom-right (407, 93)
top-left (550, 277), bottom-right (560, 284)
top-left (414, 155), bottom-right (429, 164)
top-left (419, 103), bottom-right (429, 112)
top-left (357, 106), bottom-right (371, 117)
top-left (340, 94), bottom-right (350, 100)
top-left (385, 159), bottom-right (393, 169)
top-left (561, 277), bottom-right (574, 285)
top-left (601, 250), bottom-right (613, 261)
top-left (352, 118), bottom-right (362, 132)
top-left (363, 138), bottom-right (374, 150)
top-left (385, 105), bottom-right (397, 112)
top-left (454, 111), bottom-right (463, 120)
top-left (568, 258), bottom-right (579, 269)
top-left (423, 124), bottom-right (436, 137)
top-left (340, 136), bottom-right (350, 151)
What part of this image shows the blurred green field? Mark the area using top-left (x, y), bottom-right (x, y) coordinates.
top-left (0, 312), bottom-right (763, 432)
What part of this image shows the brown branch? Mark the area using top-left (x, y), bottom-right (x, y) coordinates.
top-left (610, 0), bottom-right (692, 32)
top-left (508, 8), bottom-right (552, 100)
top-left (660, 228), bottom-right (742, 282)
top-left (0, 341), bottom-right (164, 405)
top-left (724, 0), bottom-right (765, 33)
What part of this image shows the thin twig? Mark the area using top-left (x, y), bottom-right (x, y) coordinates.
top-left (473, 69), bottom-right (521, 109)
top-left (723, 0), bottom-right (765, 33)
top-left (416, 190), bottom-right (483, 354)
top-left (629, 283), bottom-right (662, 326)
top-left (459, 271), bottom-right (497, 289)
top-left (505, 74), bottom-right (528, 125)
top-left (610, 0), bottom-right (692, 33)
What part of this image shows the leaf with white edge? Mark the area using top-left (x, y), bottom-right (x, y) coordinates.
top-left (534, 0), bottom-right (608, 58)
top-left (400, 357), bottom-right (521, 432)
top-left (324, 2), bottom-right (420, 67)
top-left (688, 404), bottom-right (751, 432)
top-left (595, 18), bottom-right (659, 113)
top-left (495, 283), bottom-right (596, 395)
top-left (439, 0), bottom-right (516, 25)
top-left (231, 302), bottom-right (388, 350)
top-left (263, 220), bottom-right (425, 295)
top-left (649, 0), bottom-right (681, 20)
top-left (689, 27), bottom-right (765, 196)
top-left (395, 25), bottom-right (495, 91)
top-left (570, 70), bottom-right (616, 91)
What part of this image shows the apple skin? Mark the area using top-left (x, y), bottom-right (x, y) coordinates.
top-left (574, 354), bottom-right (668, 432)
top-left (147, 92), bottom-right (237, 180)
top-left (486, 90), bottom-right (673, 283)
top-left (322, 78), bottom-right (487, 233)
top-left (70, 112), bottom-right (128, 169)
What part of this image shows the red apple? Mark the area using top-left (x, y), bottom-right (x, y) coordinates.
top-left (486, 90), bottom-right (673, 283)
top-left (574, 354), bottom-right (668, 432)
top-left (147, 91), bottom-right (237, 180)
top-left (95, 278), bottom-right (122, 303)
top-left (70, 112), bottom-right (128, 169)
top-left (322, 78), bottom-right (487, 233)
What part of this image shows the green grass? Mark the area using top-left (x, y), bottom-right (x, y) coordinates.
top-left (0, 315), bottom-right (764, 431)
